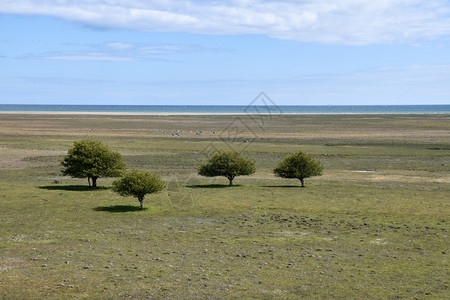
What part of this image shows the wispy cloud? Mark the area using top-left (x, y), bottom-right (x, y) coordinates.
top-left (1, 1), bottom-right (450, 45)
top-left (19, 41), bottom-right (223, 61)
top-left (47, 52), bottom-right (134, 62)
top-left (105, 42), bottom-right (134, 50)
top-left (283, 64), bottom-right (450, 104)
top-left (13, 64), bottom-right (450, 105)
top-left (20, 51), bottom-right (135, 61)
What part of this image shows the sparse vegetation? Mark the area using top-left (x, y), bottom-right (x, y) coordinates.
top-left (0, 113), bottom-right (448, 299)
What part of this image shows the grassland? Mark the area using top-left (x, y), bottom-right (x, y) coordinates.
top-left (0, 113), bottom-right (449, 299)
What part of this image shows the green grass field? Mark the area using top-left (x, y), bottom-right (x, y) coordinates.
top-left (0, 113), bottom-right (449, 299)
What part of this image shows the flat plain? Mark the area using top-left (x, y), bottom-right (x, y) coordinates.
top-left (0, 113), bottom-right (449, 299)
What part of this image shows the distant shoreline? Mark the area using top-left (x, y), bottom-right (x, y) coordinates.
top-left (1, 111), bottom-right (450, 116)
top-left (0, 111), bottom-right (244, 116)
top-left (1, 104), bottom-right (449, 115)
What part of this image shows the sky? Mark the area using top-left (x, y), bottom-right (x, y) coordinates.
top-left (1, 0), bottom-right (450, 105)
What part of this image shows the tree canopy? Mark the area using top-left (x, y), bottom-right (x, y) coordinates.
top-left (112, 169), bottom-right (166, 209)
top-left (273, 151), bottom-right (323, 187)
top-left (197, 150), bottom-right (255, 186)
top-left (61, 139), bottom-right (126, 188)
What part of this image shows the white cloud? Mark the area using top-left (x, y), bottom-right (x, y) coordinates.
top-left (22, 51), bottom-right (135, 61)
top-left (19, 42), bottom-right (225, 61)
top-left (1, 0), bottom-right (450, 45)
top-left (44, 53), bottom-right (134, 61)
top-left (106, 42), bottom-right (134, 50)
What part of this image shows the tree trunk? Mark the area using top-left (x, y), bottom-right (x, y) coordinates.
top-left (92, 177), bottom-right (98, 189)
top-left (139, 197), bottom-right (144, 210)
top-left (228, 176), bottom-right (234, 186)
top-left (299, 178), bottom-right (305, 187)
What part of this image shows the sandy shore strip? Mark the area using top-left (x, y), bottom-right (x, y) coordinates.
top-left (1, 111), bottom-right (445, 116)
top-left (0, 111), bottom-right (253, 116)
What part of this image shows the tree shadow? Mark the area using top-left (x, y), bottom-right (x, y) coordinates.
top-left (94, 205), bottom-right (147, 213)
top-left (39, 185), bottom-right (110, 192)
top-left (263, 185), bottom-right (301, 188)
top-left (186, 184), bottom-right (241, 189)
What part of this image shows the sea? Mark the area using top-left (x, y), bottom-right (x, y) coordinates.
top-left (0, 104), bottom-right (449, 114)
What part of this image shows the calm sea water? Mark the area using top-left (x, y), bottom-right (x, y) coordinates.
top-left (0, 104), bottom-right (449, 114)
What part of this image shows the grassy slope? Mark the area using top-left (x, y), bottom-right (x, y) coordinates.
top-left (0, 114), bottom-right (449, 299)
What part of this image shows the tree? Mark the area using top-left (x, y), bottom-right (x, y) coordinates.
top-left (112, 169), bottom-right (166, 209)
top-left (273, 151), bottom-right (323, 187)
top-left (198, 150), bottom-right (255, 186)
top-left (61, 139), bottom-right (126, 188)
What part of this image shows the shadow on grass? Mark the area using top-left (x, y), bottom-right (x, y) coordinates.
top-left (39, 185), bottom-right (110, 192)
top-left (187, 184), bottom-right (241, 189)
top-left (94, 205), bottom-right (147, 213)
top-left (263, 185), bottom-right (302, 188)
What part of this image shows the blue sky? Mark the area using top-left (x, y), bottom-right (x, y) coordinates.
top-left (1, 0), bottom-right (450, 105)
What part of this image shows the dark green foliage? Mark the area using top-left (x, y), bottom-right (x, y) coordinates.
top-left (112, 169), bottom-right (166, 209)
top-left (198, 150), bottom-right (256, 186)
top-left (274, 151), bottom-right (323, 187)
top-left (61, 139), bottom-right (126, 188)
